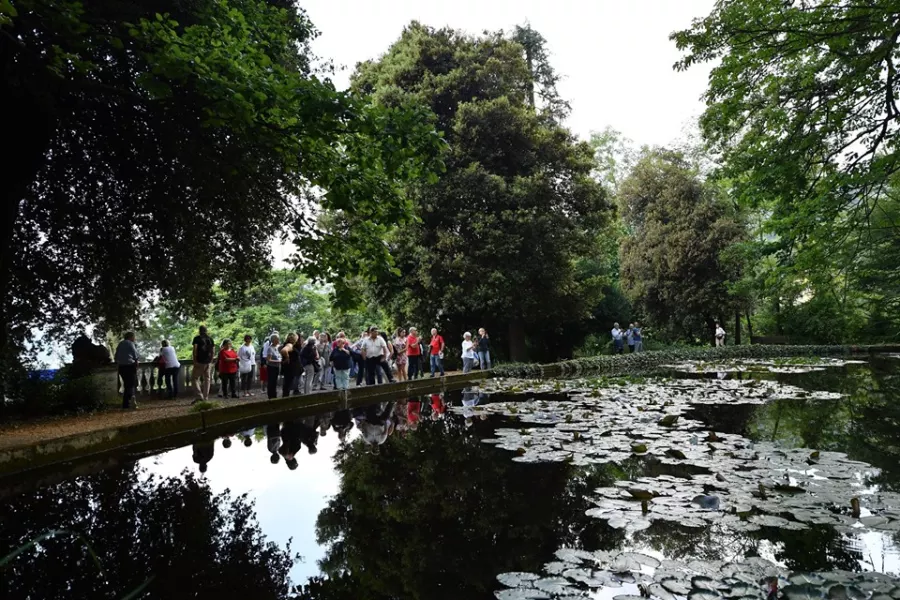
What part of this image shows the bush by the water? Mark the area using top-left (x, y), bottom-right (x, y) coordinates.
top-left (4, 367), bottom-right (107, 418)
top-left (492, 344), bottom-right (900, 379)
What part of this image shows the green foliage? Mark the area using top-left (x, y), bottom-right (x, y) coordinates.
top-left (137, 269), bottom-right (385, 357)
top-left (190, 400), bottom-right (221, 412)
top-left (618, 149), bottom-right (745, 341)
top-left (6, 368), bottom-right (107, 418)
top-left (672, 0), bottom-right (900, 344)
top-left (1, 0), bottom-right (441, 392)
top-left (672, 0), bottom-right (900, 242)
top-left (347, 23), bottom-right (611, 361)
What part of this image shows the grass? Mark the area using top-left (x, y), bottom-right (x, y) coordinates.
top-left (190, 400), bottom-right (221, 412)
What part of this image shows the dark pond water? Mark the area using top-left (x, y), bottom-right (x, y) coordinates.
top-left (1, 356), bottom-right (899, 600)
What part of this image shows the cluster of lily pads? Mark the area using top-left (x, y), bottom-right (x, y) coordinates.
top-left (468, 378), bottom-right (900, 533)
top-left (457, 373), bottom-right (900, 598)
top-left (495, 550), bottom-right (900, 599)
top-left (660, 357), bottom-right (867, 375)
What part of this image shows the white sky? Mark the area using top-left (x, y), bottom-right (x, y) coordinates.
top-left (300, 0), bottom-right (716, 147)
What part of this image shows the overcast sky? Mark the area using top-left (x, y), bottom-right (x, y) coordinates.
top-left (300, 0), bottom-right (716, 147)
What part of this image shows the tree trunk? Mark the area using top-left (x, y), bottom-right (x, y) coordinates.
top-left (734, 311), bottom-right (742, 346)
top-left (507, 319), bottom-right (527, 363)
top-left (745, 312), bottom-right (754, 341)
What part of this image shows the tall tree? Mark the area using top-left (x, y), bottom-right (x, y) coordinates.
top-left (348, 23), bottom-right (610, 361)
top-left (1, 1), bottom-right (440, 391)
top-left (618, 149), bottom-right (744, 341)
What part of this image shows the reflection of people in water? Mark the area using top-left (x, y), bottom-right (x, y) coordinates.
top-left (240, 428), bottom-right (255, 447)
top-left (407, 398), bottom-right (422, 431)
top-left (331, 409), bottom-right (353, 443)
top-left (318, 412), bottom-right (333, 438)
top-left (266, 423), bottom-right (282, 464)
top-left (192, 439), bottom-right (215, 473)
top-left (461, 387), bottom-right (481, 427)
top-left (429, 393), bottom-right (446, 421)
top-left (352, 402), bottom-right (395, 453)
top-left (279, 420), bottom-right (304, 470)
top-left (298, 416), bottom-right (319, 455)
top-left (393, 398), bottom-right (409, 434)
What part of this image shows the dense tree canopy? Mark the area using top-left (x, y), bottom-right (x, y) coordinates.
top-left (672, 0), bottom-right (900, 343)
top-left (1, 0), bottom-right (440, 388)
top-left (619, 149), bottom-right (744, 341)
top-left (346, 23), bottom-right (611, 361)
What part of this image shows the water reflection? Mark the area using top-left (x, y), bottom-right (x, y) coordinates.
top-left (1, 363), bottom-right (899, 599)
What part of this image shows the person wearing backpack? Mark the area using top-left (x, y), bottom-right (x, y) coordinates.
top-left (191, 325), bottom-right (215, 403)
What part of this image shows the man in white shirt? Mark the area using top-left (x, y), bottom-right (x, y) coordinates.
top-left (611, 323), bottom-right (625, 354)
top-left (360, 326), bottom-right (388, 385)
top-left (159, 340), bottom-right (180, 399)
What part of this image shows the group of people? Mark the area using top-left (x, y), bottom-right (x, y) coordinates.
top-left (114, 325), bottom-right (493, 408)
top-left (192, 390), bottom-right (487, 472)
top-left (610, 322), bottom-right (644, 354)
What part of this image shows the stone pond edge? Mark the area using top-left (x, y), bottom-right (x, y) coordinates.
top-left (3, 343), bottom-right (899, 479)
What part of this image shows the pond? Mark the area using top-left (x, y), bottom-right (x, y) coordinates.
top-left (1, 356), bottom-right (899, 600)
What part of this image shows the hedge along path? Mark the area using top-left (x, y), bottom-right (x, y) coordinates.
top-left (490, 344), bottom-right (900, 379)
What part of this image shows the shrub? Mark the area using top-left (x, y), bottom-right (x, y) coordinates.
top-left (4, 367), bottom-right (107, 419)
top-left (491, 344), bottom-right (897, 379)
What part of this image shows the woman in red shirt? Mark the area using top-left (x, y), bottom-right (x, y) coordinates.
top-left (406, 327), bottom-right (421, 379)
top-left (217, 339), bottom-right (239, 399)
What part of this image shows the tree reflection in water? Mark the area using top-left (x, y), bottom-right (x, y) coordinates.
top-left (298, 410), bottom-right (621, 600)
top-left (0, 465), bottom-right (296, 600)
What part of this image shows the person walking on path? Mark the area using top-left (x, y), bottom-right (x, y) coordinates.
top-left (280, 333), bottom-right (300, 397)
top-left (461, 332), bottom-right (476, 373)
top-left (361, 326), bottom-right (389, 386)
top-left (300, 336), bottom-right (319, 394)
top-left (159, 340), bottom-right (181, 399)
top-left (218, 339), bottom-right (239, 398)
top-left (192, 326), bottom-right (216, 403)
top-left (330, 338), bottom-right (353, 390)
top-left (115, 332), bottom-right (140, 409)
top-left (715, 322), bottom-right (727, 347)
top-left (429, 328), bottom-right (445, 377)
top-left (238, 335), bottom-right (255, 397)
top-left (265, 333), bottom-right (282, 399)
top-left (632, 322), bottom-right (644, 352)
top-left (611, 323), bottom-right (625, 354)
top-left (474, 328), bottom-right (491, 369)
top-left (406, 327), bottom-right (421, 379)
top-left (393, 328), bottom-right (408, 381)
